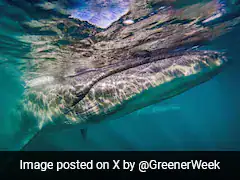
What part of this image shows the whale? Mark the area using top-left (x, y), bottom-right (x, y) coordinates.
top-left (4, 0), bottom-right (239, 150)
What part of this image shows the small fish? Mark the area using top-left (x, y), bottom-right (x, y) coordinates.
top-left (136, 104), bottom-right (181, 116)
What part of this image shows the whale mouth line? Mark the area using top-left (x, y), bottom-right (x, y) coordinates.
top-left (68, 49), bottom-right (226, 109)
top-left (68, 49), bottom-right (223, 78)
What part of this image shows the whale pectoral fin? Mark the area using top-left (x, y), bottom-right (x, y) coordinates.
top-left (80, 128), bottom-right (88, 140)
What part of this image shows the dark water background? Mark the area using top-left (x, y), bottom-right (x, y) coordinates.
top-left (0, 0), bottom-right (240, 150)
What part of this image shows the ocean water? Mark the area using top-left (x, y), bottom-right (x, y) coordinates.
top-left (0, 0), bottom-right (240, 151)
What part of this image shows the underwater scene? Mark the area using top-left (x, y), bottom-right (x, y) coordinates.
top-left (0, 0), bottom-right (240, 151)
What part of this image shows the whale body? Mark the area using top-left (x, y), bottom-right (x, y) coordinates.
top-left (5, 0), bottom-right (239, 149)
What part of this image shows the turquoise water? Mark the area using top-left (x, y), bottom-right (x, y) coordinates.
top-left (0, 0), bottom-right (240, 151)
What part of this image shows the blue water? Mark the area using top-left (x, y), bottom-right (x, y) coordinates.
top-left (0, 0), bottom-right (240, 151)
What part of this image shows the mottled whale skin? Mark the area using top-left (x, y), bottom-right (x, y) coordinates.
top-left (11, 0), bottom-right (239, 148)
